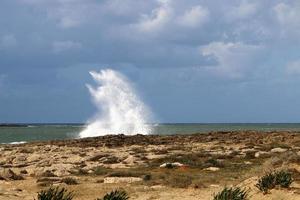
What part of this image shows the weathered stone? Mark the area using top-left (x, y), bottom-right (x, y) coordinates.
top-left (104, 177), bottom-right (142, 184)
top-left (159, 162), bottom-right (184, 168)
top-left (271, 148), bottom-right (287, 153)
top-left (255, 151), bottom-right (270, 158)
top-left (204, 167), bottom-right (220, 172)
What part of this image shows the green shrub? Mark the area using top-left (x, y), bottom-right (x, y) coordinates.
top-left (96, 190), bottom-right (129, 200)
top-left (255, 172), bottom-right (276, 193)
top-left (274, 170), bottom-right (293, 188)
top-left (256, 170), bottom-right (293, 193)
top-left (213, 187), bottom-right (249, 200)
top-left (35, 187), bottom-right (74, 200)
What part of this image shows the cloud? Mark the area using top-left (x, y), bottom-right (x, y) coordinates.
top-left (21, 0), bottom-right (102, 29)
top-left (273, 2), bottom-right (300, 37)
top-left (177, 5), bottom-right (209, 28)
top-left (226, 1), bottom-right (258, 21)
top-left (52, 40), bottom-right (81, 53)
top-left (1, 34), bottom-right (17, 49)
top-left (201, 42), bottom-right (263, 79)
top-left (286, 60), bottom-right (300, 75)
top-left (137, 0), bottom-right (172, 33)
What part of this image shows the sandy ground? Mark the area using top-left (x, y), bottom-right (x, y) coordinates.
top-left (1, 131), bottom-right (300, 199)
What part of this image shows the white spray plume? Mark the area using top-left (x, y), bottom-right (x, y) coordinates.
top-left (80, 69), bottom-right (152, 137)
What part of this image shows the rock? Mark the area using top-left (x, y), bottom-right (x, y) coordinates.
top-left (150, 185), bottom-right (166, 189)
top-left (210, 184), bottom-right (220, 187)
top-left (271, 147), bottom-right (287, 153)
top-left (255, 151), bottom-right (270, 158)
top-left (20, 170), bottom-right (28, 174)
top-left (0, 169), bottom-right (24, 181)
top-left (204, 167), bottom-right (220, 172)
top-left (244, 150), bottom-right (257, 159)
top-left (159, 162), bottom-right (184, 168)
top-left (27, 154), bottom-right (42, 163)
top-left (103, 177), bottom-right (142, 184)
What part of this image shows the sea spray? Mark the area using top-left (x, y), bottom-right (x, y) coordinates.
top-left (80, 69), bottom-right (152, 137)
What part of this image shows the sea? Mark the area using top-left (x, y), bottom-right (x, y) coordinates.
top-left (1, 123), bottom-right (300, 144)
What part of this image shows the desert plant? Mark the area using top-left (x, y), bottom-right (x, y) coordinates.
top-left (96, 190), bottom-right (129, 200)
top-left (36, 187), bottom-right (74, 200)
top-left (256, 170), bottom-right (293, 193)
top-left (213, 187), bottom-right (249, 200)
top-left (274, 170), bottom-right (293, 188)
top-left (255, 172), bottom-right (276, 194)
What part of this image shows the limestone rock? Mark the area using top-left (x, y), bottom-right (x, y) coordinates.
top-left (255, 151), bottom-right (270, 158)
top-left (204, 167), bottom-right (220, 172)
top-left (159, 162), bottom-right (184, 168)
top-left (0, 169), bottom-right (24, 181)
top-left (271, 147), bottom-right (287, 153)
top-left (104, 177), bottom-right (142, 184)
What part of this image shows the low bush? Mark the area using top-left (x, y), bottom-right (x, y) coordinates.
top-left (274, 170), bottom-right (293, 188)
top-left (96, 190), bottom-right (129, 200)
top-left (255, 172), bottom-right (276, 194)
top-left (213, 187), bottom-right (249, 200)
top-left (35, 187), bottom-right (74, 200)
top-left (256, 170), bottom-right (293, 194)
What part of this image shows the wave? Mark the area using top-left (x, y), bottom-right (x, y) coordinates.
top-left (6, 141), bottom-right (27, 145)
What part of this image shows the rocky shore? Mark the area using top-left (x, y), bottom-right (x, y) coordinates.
top-left (1, 131), bottom-right (300, 199)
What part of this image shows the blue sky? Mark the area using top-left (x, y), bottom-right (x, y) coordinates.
top-left (0, 0), bottom-right (300, 123)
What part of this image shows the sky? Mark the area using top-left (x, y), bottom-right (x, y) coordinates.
top-left (0, 0), bottom-right (300, 123)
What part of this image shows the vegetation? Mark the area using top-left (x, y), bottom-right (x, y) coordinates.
top-left (35, 187), bottom-right (74, 200)
top-left (213, 187), bottom-right (249, 200)
top-left (61, 177), bottom-right (78, 185)
top-left (97, 190), bottom-right (129, 200)
top-left (255, 172), bottom-right (276, 194)
top-left (274, 170), bottom-right (293, 188)
top-left (256, 170), bottom-right (293, 194)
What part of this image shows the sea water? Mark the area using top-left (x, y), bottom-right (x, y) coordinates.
top-left (1, 123), bottom-right (300, 144)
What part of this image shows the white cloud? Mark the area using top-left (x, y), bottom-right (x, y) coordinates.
top-left (201, 42), bottom-right (263, 79)
top-left (52, 40), bottom-right (81, 53)
top-left (1, 34), bottom-right (17, 48)
top-left (227, 1), bottom-right (258, 21)
top-left (137, 0), bottom-right (172, 33)
top-left (286, 60), bottom-right (300, 75)
top-left (273, 2), bottom-right (300, 36)
top-left (177, 5), bottom-right (209, 28)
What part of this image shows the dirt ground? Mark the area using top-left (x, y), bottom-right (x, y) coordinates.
top-left (1, 131), bottom-right (300, 199)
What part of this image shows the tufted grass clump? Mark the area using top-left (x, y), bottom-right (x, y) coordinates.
top-left (35, 187), bottom-right (74, 200)
top-left (274, 170), bottom-right (293, 188)
top-left (96, 190), bottom-right (129, 200)
top-left (256, 170), bottom-right (293, 194)
top-left (255, 172), bottom-right (276, 194)
top-left (213, 187), bottom-right (249, 200)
